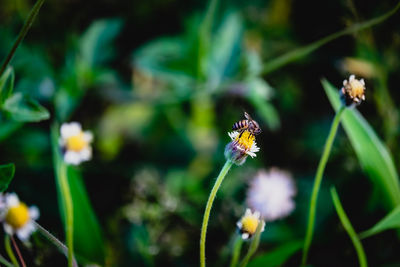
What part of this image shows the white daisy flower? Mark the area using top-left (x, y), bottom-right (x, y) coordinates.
top-left (224, 130), bottom-right (260, 165)
top-left (340, 74), bottom-right (366, 107)
top-left (246, 168), bottom-right (296, 222)
top-left (59, 122), bottom-right (93, 165)
top-left (0, 193), bottom-right (40, 241)
top-left (236, 208), bottom-right (265, 240)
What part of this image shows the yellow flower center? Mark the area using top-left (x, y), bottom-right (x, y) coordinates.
top-left (5, 203), bottom-right (30, 229)
top-left (241, 215), bottom-right (259, 235)
top-left (66, 132), bottom-right (87, 152)
top-left (235, 131), bottom-right (255, 151)
top-left (348, 79), bottom-right (365, 99)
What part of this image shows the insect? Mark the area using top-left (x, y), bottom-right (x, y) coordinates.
top-left (232, 112), bottom-right (261, 137)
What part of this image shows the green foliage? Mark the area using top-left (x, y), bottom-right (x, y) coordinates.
top-left (248, 241), bottom-right (303, 267)
top-left (2, 92), bottom-right (49, 122)
top-left (51, 126), bottom-right (105, 265)
top-left (0, 163), bottom-right (15, 192)
top-left (323, 79), bottom-right (400, 209)
top-left (330, 187), bottom-right (367, 267)
top-left (0, 67), bottom-right (14, 104)
top-left (360, 206), bottom-right (400, 239)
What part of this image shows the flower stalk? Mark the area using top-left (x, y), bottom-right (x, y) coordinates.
top-left (58, 162), bottom-right (74, 267)
top-left (301, 104), bottom-right (345, 266)
top-left (200, 159), bottom-right (233, 267)
top-left (230, 236), bottom-right (243, 267)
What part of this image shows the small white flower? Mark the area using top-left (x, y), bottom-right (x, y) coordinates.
top-left (236, 208), bottom-right (265, 240)
top-left (0, 193), bottom-right (40, 241)
top-left (341, 74), bottom-right (366, 107)
top-left (59, 122), bottom-right (93, 165)
top-left (225, 131), bottom-right (260, 165)
top-left (246, 168), bottom-right (296, 222)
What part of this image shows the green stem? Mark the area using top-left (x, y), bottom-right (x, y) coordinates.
top-left (4, 235), bottom-right (19, 267)
top-left (230, 236), bottom-right (243, 267)
top-left (34, 222), bottom-right (78, 267)
top-left (0, 0), bottom-right (45, 77)
top-left (261, 1), bottom-right (400, 75)
top-left (200, 159), bottom-right (234, 267)
top-left (330, 187), bottom-right (368, 267)
top-left (301, 105), bottom-right (345, 266)
top-left (239, 222), bottom-right (263, 267)
top-left (59, 162), bottom-right (74, 267)
top-left (0, 253), bottom-right (15, 267)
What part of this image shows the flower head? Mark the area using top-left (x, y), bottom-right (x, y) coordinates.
top-left (246, 168), bottom-right (296, 222)
top-left (60, 122), bottom-right (93, 165)
top-left (0, 193), bottom-right (40, 241)
top-left (224, 130), bottom-right (260, 165)
top-left (340, 74), bottom-right (366, 107)
top-left (236, 208), bottom-right (265, 240)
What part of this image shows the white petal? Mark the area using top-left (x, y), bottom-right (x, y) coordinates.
top-left (79, 147), bottom-right (92, 161)
top-left (3, 223), bottom-right (13, 235)
top-left (228, 131), bottom-right (239, 140)
top-left (16, 222), bottom-right (35, 241)
top-left (349, 74), bottom-right (355, 81)
top-left (6, 193), bottom-right (20, 207)
top-left (29, 206), bottom-right (40, 220)
top-left (60, 122), bottom-right (82, 139)
top-left (64, 151), bottom-right (82, 165)
top-left (83, 131), bottom-right (93, 143)
top-left (242, 233), bottom-right (249, 239)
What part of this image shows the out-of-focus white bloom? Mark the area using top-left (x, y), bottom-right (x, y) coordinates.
top-left (0, 193), bottom-right (40, 241)
top-left (236, 208), bottom-right (265, 240)
top-left (59, 122), bottom-right (93, 165)
top-left (246, 168), bottom-right (296, 222)
top-left (225, 130), bottom-right (260, 165)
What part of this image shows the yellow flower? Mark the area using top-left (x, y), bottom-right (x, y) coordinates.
top-left (224, 130), bottom-right (260, 165)
top-left (340, 74), bottom-right (366, 107)
top-left (0, 193), bottom-right (40, 241)
top-left (236, 208), bottom-right (265, 240)
top-left (60, 122), bottom-right (93, 165)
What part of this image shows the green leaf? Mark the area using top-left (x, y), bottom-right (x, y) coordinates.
top-left (3, 92), bottom-right (50, 122)
top-left (0, 163), bottom-right (15, 192)
top-left (0, 67), bottom-right (14, 104)
top-left (80, 19), bottom-right (122, 67)
top-left (51, 126), bottom-right (105, 264)
top-left (323, 79), bottom-right (400, 209)
top-left (248, 240), bottom-right (303, 267)
top-left (360, 206), bottom-right (400, 239)
top-left (330, 187), bottom-right (368, 267)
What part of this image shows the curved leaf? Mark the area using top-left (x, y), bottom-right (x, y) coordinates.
top-left (3, 92), bottom-right (50, 122)
top-left (323, 79), bottom-right (400, 209)
top-left (0, 163), bottom-right (15, 192)
top-left (248, 240), bottom-right (302, 267)
top-left (360, 206), bottom-right (400, 239)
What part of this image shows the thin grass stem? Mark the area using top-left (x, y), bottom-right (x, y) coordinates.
top-left (301, 105), bottom-right (345, 266)
top-left (4, 235), bottom-right (19, 267)
top-left (200, 159), bottom-right (233, 267)
top-left (330, 187), bottom-right (368, 267)
top-left (0, 0), bottom-right (45, 76)
top-left (0, 253), bottom-right (15, 267)
top-left (34, 222), bottom-right (78, 267)
top-left (230, 236), bottom-right (243, 267)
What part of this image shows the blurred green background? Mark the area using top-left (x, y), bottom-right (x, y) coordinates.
top-left (1, 0), bottom-right (400, 266)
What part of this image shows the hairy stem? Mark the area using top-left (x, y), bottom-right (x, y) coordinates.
top-left (200, 159), bottom-right (233, 267)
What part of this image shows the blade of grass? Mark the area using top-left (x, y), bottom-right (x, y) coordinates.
top-left (330, 187), bottom-right (368, 267)
top-left (261, 1), bottom-right (400, 75)
top-left (323, 79), bottom-right (400, 209)
top-left (359, 206), bottom-right (400, 239)
top-left (0, 0), bottom-right (45, 76)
